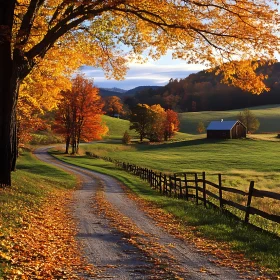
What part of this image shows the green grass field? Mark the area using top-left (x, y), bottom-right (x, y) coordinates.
top-left (179, 104), bottom-right (280, 134)
top-left (102, 115), bottom-right (137, 139)
top-left (81, 139), bottom-right (280, 191)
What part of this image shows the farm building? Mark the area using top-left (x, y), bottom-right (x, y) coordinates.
top-left (207, 120), bottom-right (246, 139)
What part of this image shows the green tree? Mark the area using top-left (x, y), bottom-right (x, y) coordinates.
top-left (237, 109), bottom-right (260, 133)
top-left (129, 104), bottom-right (151, 142)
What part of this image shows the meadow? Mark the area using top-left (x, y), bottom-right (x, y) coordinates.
top-left (179, 104), bottom-right (280, 134)
top-left (82, 106), bottom-right (280, 238)
top-left (81, 139), bottom-right (280, 191)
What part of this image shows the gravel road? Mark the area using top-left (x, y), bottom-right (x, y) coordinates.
top-left (35, 147), bottom-right (259, 279)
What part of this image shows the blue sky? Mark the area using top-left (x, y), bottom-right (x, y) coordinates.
top-left (80, 51), bottom-right (205, 90)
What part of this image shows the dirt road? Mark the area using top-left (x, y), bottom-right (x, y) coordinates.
top-left (35, 147), bottom-right (259, 279)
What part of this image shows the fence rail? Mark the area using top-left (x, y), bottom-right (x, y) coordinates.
top-left (86, 152), bottom-right (280, 230)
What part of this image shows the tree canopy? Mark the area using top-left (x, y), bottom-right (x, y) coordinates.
top-left (0, 0), bottom-right (279, 185)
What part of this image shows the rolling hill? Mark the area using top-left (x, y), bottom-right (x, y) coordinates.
top-left (101, 105), bottom-right (280, 139)
top-left (179, 104), bottom-right (280, 134)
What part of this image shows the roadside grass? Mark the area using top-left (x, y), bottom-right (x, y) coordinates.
top-left (0, 151), bottom-right (76, 277)
top-left (179, 104), bottom-right (280, 134)
top-left (51, 151), bottom-right (280, 274)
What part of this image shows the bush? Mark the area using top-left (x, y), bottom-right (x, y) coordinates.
top-left (122, 131), bottom-right (131, 144)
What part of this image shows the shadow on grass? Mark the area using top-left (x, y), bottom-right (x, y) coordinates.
top-left (131, 138), bottom-right (226, 152)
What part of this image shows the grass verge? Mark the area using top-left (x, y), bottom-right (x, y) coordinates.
top-left (0, 151), bottom-right (77, 277)
top-left (52, 151), bottom-right (280, 276)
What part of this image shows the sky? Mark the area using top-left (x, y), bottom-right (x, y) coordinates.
top-left (80, 51), bottom-right (205, 90)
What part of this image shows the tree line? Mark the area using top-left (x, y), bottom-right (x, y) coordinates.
top-left (122, 62), bottom-right (280, 113)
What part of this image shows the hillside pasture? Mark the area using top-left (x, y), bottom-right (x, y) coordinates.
top-left (102, 115), bottom-right (137, 139)
top-left (179, 104), bottom-right (280, 134)
top-left (81, 138), bottom-right (280, 235)
top-left (82, 138), bottom-right (280, 191)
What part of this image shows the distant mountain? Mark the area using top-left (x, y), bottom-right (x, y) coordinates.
top-left (101, 87), bottom-right (127, 94)
top-left (99, 86), bottom-right (163, 98)
top-left (124, 86), bottom-right (163, 96)
top-left (99, 88), bottom-right (124, 98)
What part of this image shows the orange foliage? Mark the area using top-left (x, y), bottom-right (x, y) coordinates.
top-left (164, 109), bottom-right (180, 141)
top-left (55, 75), bottom-right (108, 154)
top-left (104, 96), bottom-right (124, 117)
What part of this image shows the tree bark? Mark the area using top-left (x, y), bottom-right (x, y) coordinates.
top-left (0, 0), bottom-right (17, 186)
top-left (65, 136), bottom-right (70, 154)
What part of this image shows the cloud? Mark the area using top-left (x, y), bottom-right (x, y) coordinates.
top-left (80, 54), bottom-right (205, 90)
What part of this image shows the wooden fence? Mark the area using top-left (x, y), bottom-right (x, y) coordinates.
top-left (87, 153), bottom-right (280, 229)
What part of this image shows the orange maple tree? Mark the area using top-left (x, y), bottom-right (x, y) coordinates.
top-left (104, 96), bottom-right (124, 117)
top-left (164, 109), bottom-right (180, 141)
top-left (55, 75), bottom-right (108, 154)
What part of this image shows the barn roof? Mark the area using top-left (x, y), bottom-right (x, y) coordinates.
top-left (207, 120), bottom-right (240, 131)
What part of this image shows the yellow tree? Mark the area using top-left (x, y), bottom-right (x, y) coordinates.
top-left (147, 104), bottom-right (167, 142)
top-left (0, 0), bottom-right (279, 185)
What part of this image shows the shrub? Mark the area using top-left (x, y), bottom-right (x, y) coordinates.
top-left (122, 131), bottom-right (131, 144)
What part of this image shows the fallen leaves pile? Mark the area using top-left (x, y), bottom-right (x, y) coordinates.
top-left (1, 189), bottom-right (96, 279)
top-left (93, 182), bottom-right (188, 279)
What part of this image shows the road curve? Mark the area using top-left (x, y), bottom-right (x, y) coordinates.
top-left (34, 147), bottom-right (259, 280)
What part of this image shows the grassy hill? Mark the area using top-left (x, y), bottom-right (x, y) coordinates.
top-left (102, 115), bottom-right (137, 139)
top-left (102, 105), bottom-right (280, 140)
top-left (179, 104), bottom-right (280, 134)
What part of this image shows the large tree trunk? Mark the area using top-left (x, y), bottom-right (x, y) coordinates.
top-left (0, 0), bottom-right (17, 186)
top-left (0, 59), bottom-right (22, 186)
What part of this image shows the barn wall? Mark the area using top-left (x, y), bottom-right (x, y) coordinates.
top-left (232, 123), bottom-right (246, 139)
top-left (207, 130), bottom-right (231, 139)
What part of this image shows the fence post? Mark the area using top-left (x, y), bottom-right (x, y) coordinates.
top-left (179, 178), bottom-right (183, 198)
top-left (174, 174), bottom-right (177, 197)
top-left (218, 174), bottom-right (223, 209)
top-left (202, 172), bottom-right (207, 207)
top-left (169, 175), bottom-right (172, 197)
top-left (245, 181), bottom-right (255, 223)
top-left (184, 173), bottom-right (188, 201)
top-left (195, 173), bottom-right (199, 205)
top-left (164, 174), bottom-right (167, 195)
top-left (159, 173), bottom-right (162, 193)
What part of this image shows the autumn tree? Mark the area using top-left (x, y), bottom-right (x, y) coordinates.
top-left (55, 75), bottom-right (107, 154)
top-left (146, 104), bottom-right (166, 142)
top-left (130, 104), bottom-right (179, 142)
top-left (122, 131), bottom-right (131, 144)
top-left (104, 96), bottom-right (124, 117)
top-left (0, 1), bottom-right (279, 185)
top-left (197, 121), bottom-right (206, 134)
top-left (17, 94), bottom-right (46, 150)
top-left (164, 110), bottom-right (180, 141)
top-left (237, 108), bottom-right (260, 133)
top-left (129, 104), bottom-right (151, 142)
